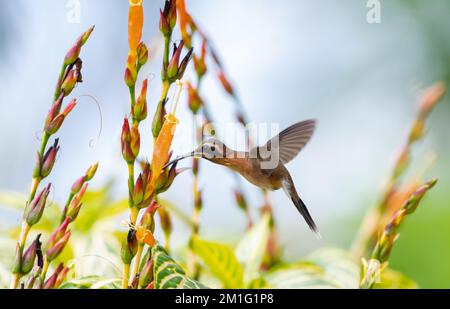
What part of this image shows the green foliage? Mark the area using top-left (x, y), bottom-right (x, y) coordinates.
top-left (373, 268), bottom-right (418, 289)
top-left (59, 276), bottom-right (121, 289)
top-left (191, 236), bottom-right (244, 288)
top-left (235, 214), bottom-right (270, 283)
top-left (152, 245), bottom-right (208, 289)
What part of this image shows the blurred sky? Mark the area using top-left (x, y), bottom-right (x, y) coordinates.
top-left (0, 0), bottom-right (449, 287)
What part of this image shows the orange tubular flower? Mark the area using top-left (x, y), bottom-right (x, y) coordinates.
top-left (128, 0), bottom-right (144, 54)
top-left (151, 113), bottom-right (179, 185)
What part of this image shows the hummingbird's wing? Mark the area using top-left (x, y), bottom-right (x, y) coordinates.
top-left (255, 120), bottom-right (316, 164)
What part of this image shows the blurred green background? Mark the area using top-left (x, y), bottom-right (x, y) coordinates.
top-left (0, 0), bottom-right (449, 288)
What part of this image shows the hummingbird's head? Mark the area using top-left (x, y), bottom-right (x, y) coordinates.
top-left (164, 138), bottom-right (234, 168)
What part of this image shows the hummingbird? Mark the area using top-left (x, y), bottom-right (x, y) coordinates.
top-left (165, 120), bottom-right (319, 236)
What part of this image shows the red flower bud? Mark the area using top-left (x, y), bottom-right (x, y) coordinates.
top-left (159, 9), bottom-right (171, 37)
top-left (45, 218), bottom-right (71, 261)
top-left (85, 162), bottom-right (99, 181)
top-left (61, 69), bottom-right (80, 96)
top-left (70, 176), bottom-right (86, 195)
top-left (21, 234), bottom-right (42, 275)
top-left (167, 41), bottom-right (184, 80)
top-left (45, 94), bottom-right (64, 128)
top-left (121, 118), bottom-right (135, 163)
top-left (131, 124), bottom-right (140, 159)
top-left (43, 263), bottom-right (64, 289)
top-left (62, 98), bottom-right (77, 117)
top-left (133, 79), bottom-right (148, 122)
top-left (137, 42), bottom-right (148, 66)
top-left (121, 230), bottom-right (138, 264)
top-left (24, 184), bottom-right (51, 226)
top-left (133, 174), bottom-right (144, 205)
top-left (41, 139), bottom-right (60, 178)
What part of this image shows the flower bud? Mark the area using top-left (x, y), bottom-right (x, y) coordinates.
top-left (193, 40), bottom-right (207, 78)
top-left (61, 69), bottom-right (80, 96)
top-left (46, 232), bottom-right (71, 262)
top-left (177, 47), bottom-right (193, 80)
top-left (133, 79), bottom-right (148, 122)
top-left (121, 230), bottom-right (138, 264)
top-left (45, 115), bottom-right (64, 136)
top-left (125, 54), bottom-right (138, 87)
top-left (64, 26), bottom-right (95, 66)
top-left (44, 263), bottom-right (64, 289)
top-left (187, 82), bottom-right (203, 114)
top-left (409, 119), bottom-right (425, 142)
top-left (41, 139), bottom-right (60, 178)
top-left (11, 244), bottom-right (23, 275)
top-left (121, 118), bottom-right (135, 163)
top-left (70, 176), bottom-right (86, 195)
top-left (45, 218), bottom-right (71, 261)
top-left (160, 0), bottom-right (177, 36)
top-left (133, 174), bottom-right (144, 205)
top-left (62, 98), bottom-right (77, 117)
top-left (156, 162), bottom-right (180, 194)
top-left (159, 9), bottom-right (171, 37)
top-left (44, 94), bottom-right (64, 128)
top-left (167, 42), bottom-right (184, 80)
top-left (54, 265), bottom-right (70, 288)
top-left (419, 82), bottom-right (446, 116)
top-left (21, 234), bottom-right (42, 275)
top-left (139, 258), bottom-right (154, 288)
top-left (157, 207), bottom-right (172, 237)
top-left (234, 189), bottom-right (247, 212)
top-left (218, 71), bottom-right (234, 96)
top-left (140, 201), bottom-right (158, 233)
top-left (67, 183), bottom-right (88, 221)
top-left (137, 42), bottom-right (148, 66)
top-left (24, 184), bottom-right (51, 227)
top-left (85, 162), bottom-right (99, 181)
top-left (152, 99), bottom-right (168, 138)
top-left (131, 124), bottom-right (140, 158)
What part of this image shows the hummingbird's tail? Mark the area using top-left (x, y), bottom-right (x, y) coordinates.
top-left (291, 195), bottom-right (321, 239)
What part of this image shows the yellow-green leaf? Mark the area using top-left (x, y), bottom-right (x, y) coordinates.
top-left (191, 236), bottom-right (244, 288)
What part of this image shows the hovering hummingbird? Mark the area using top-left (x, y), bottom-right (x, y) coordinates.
top-left (165, 120), bottom-right (319, 236)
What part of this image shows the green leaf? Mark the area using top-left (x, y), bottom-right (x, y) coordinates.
top-left (191, 236), bottom-right (244, 288)
top-left (373, 268), bottom-right (418, 289)
top-left (235, 214), bottom-right (270, 283)
top-left (59, 275), bottom-right (119, 289)
top-left (305, 248), bottom-right (360, 288)
top-left (247, 276), bottom-right (271, 289)
top-left (266, 248), bottom-right (360, 289)
top-left (152, 245), bottom-right (208, 289)
top-left (266, 264), bottom-right (341, 289)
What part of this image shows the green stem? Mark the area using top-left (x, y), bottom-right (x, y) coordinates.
top-left (122, 263), bottom-right (130, 289)
top-left (10, 274), bottom-right (20, 289)
top-left (54, 64), bottom-right (68, 101)
top-left (61, 193), bottom-right (75, 223)
top-left (163, 35), bottom-right (171, 71)
top-left (40, 257), bottom-right (50, 282)
top-left (130, 244), bottom-right (144, 285)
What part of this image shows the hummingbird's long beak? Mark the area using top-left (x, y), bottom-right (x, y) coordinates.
top-left (163, 151), bottom-right (197, 169)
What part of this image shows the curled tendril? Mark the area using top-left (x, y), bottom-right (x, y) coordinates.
top-left (67, 254), bottom-right (123, 278)
top-left (77, 94), bottom-right (103, 148)
top-left (146, 72), bottom-right (156, 83)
